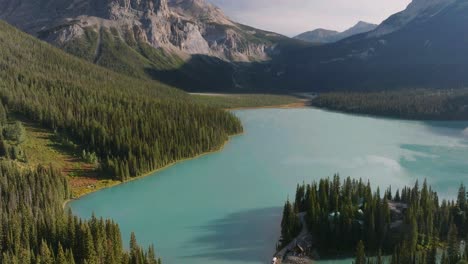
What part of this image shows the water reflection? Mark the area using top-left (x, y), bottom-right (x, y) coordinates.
top-left (185, 207), bottom-right (282, 262)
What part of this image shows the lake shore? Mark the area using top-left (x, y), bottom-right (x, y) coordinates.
top-left (64, 98), bottom-right (312, 207)
top-left (226, 100), bottom-right (310, 111)
top-left (64, 131), bottom-right (243, 208)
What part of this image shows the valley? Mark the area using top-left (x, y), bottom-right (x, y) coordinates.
top-left (0, 0), bottom-right (468, 263)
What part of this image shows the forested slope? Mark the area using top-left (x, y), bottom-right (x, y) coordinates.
top-left (0, 161), bottom-right (161, 263)
top-left (0, 20), bottom-right (242, 180)
top-left (0, 18), bottom-right (245, 263)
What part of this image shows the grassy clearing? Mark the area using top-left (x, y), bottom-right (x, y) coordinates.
top-left (18, 117), bottom-right (119, 198)
top-left (190, 93), bottom-right (304, 109)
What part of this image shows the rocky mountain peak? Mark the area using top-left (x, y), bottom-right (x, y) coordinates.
top-left (0, 0), bottom-right (275, 62)
top-left (104, 0), bottom-right (169, 19)
top-left (294, 21), bottom-right (377, 44)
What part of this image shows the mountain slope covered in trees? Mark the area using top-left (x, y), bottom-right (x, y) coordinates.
top-left (0, 20), bottom-right (242, 180)
top-left (0, 16), bottom-right (246, 264)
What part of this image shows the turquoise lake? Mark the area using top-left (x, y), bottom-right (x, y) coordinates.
top-left (70, 108), bottom-right (468, 264)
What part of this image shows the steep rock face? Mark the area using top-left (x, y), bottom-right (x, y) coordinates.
top-left (0, 0), bottom-right (276, 62)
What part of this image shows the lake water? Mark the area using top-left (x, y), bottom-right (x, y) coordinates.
top-left (70, 108), bottom-right (468, 264)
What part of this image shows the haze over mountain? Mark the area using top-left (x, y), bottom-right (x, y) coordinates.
top-left (294, 21), bottom-right (377, 44)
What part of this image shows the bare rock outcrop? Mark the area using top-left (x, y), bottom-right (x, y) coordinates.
top-left (0, 0), bottom-right (277, 62)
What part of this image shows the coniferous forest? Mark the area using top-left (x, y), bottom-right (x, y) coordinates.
top-left (0, 20), bottom-right (245, 263)
top-left (0, 20), bottom-right (243, 180)
top-left (280, 175), bottom-right (468, 264)
top-left (0, 161), bottom-right (161, 264)
top-left (313, 89), bottom-right (468, 120)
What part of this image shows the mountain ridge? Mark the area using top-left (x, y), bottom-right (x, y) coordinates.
top-left (294, 21), bottom-right (377, 44)
top-left (0, 0), bottom-right (284, 62)
top-left (255, 0), bottom-right (468, 92)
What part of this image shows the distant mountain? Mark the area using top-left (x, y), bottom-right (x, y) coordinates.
top-left (294, 21), bottom-right (377, 44)
top-left (259, 0), bottom-right (468, 91)
top-left (294, 28), bottom-right (339, 43)
top-left (340, 21), bottom-right (378, 39)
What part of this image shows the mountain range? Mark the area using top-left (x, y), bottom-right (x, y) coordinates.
top-left (0, 0), bottom-right (282, 61)
top-left (256, 0), bottom-right (468, 91)
top-left (294, 21), bottom-right (377, 44)
top-left (0, 0), bottom-right (300, 91)
top-left (1, 0), bottom-right (467, 92)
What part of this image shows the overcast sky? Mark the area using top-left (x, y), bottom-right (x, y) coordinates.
top-left (207, 0), bottom-right (412, 36)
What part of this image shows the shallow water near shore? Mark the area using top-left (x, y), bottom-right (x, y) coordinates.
top-left (70, 108), bottom-right (468, 264)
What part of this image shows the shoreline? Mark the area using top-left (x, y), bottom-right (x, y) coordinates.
top-left (64, 101), bottom-right (311, 208)
top-left (64, 132), bottom-right (244, 208)
top-left (226, 100), bottom-right (310, 111)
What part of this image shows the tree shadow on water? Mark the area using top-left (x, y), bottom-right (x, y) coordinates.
top-left (183, 207), bottom-right (282, 262)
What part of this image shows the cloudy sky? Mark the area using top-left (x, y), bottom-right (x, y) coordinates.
top-left (207, 0), bottom-right (412, 36)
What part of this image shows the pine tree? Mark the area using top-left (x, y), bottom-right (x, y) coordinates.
top-left (458, 184), bottom-right (467, 210)
top-left (39, 241), bottom-right (54, 264)
top-left (56, 243), bottom-right (67, 264)
top-left (427, 238), bottom-right (437, 264)
top-left (441, 251), bottom-right (449, 264)
top-left (447, 223), bottom-right (460, 264)
top-left (354, 240), bottom-right (366, 264)
top-left (281, 199), bottom-right (298, 246)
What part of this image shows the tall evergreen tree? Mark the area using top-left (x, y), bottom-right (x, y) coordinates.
top-left (354, 240), bottom-right (366, 264)
top-left (447, 223), bottom-right (460, 264)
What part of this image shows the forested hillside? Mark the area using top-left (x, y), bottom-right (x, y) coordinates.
top-left (0, 20), bottom-right (242, 180)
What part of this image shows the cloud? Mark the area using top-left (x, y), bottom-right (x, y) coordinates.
top-left (207, 0), bottom-right (411, 36)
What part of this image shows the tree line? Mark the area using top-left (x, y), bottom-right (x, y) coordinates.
top-left (313, 89), bottom-right (468, 120)
top-left (280, 175), bottom-right (468, 263)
